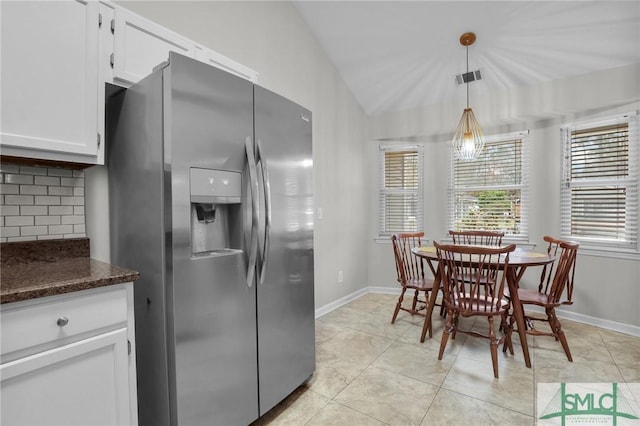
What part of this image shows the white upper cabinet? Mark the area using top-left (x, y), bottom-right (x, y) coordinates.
top-left (0, 0), bottom-right (256, 164)
top-left (112, 7), bottom-right (196, 85)
top-left (0, 0), bottom-right (102, 164)
top-left (110, 7), bottom-right (258, 86)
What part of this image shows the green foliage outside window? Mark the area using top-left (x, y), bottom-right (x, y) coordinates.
top-left (454, 189), bottom-right (521, 233)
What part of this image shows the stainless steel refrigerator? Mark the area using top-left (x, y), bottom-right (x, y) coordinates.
top-left (107, 52), bottom-right (315, 426)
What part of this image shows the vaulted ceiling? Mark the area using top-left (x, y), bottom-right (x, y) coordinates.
top-left (293, 1), bottom-right (640, 117)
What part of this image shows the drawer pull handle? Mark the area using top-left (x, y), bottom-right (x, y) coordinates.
top-left (56, 316), bottom-right (69, 327)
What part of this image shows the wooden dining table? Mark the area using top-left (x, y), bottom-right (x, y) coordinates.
top-left (411, 245), bottom-right (554, 368)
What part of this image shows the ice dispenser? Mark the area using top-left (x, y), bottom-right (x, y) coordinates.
top-left (190, 167), bottom-right (242, 256)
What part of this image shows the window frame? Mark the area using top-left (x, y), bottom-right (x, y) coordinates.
top-left (560, 112), bottom-right (639, 255)
top-left (377, 144), bottom-right (424, 238)
top-left (447, 131), bottom-right (530, 242)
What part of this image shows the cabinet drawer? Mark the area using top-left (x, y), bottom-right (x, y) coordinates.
top-left (1, 287), bottom-right (128, 357)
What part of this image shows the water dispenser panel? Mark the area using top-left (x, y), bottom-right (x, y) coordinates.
top-left (190, 168), bottom-right (241, 204)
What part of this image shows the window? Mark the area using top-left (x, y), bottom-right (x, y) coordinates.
top-left (561, 113), bottom-right (638, 251)
top-left (448, 132), bottom-right (529, 240)
top-left (378, 145), bottom-right (424, 236)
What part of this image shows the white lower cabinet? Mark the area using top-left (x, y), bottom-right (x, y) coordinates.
top-left (1, 329), bottom-right (130, 426)
top-left (0, 284), bottom-right (137, 426)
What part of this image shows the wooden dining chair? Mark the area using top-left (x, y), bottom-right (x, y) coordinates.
top-left (390, 232), bottom-right (441, 324)
top-left (504, 237), bottom-right (579, 362)
top-left (449, 229), bottom-right (505, 246)
top-left (434, 241), bottom-right (516, 378)
top-left (449, 230), bottom-right (505, 288)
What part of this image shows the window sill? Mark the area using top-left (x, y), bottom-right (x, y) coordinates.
top-left (575, 246), bottom-right (640, 261)
top-left (375, 237), bottom-right (535, 251)
top-left (375, 237), bottom-right (432, 245)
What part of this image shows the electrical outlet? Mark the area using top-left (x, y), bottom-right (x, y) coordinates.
top-left (337, 270), bottom-right (343, 283)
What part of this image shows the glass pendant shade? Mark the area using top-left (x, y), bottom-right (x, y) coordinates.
top-left (452, 107), bottom-right (485, 161)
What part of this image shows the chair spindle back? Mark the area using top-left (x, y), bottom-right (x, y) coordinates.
top-left (434, 242), bottom-right (516, 315)
top-left (448, 230), bottom-right (505, 246)
top-left (391, 232), bottom-right (424, 284)
top-left (546, 240), bottom-right (579, 305)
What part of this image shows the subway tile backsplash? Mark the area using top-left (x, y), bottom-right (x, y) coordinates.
top-left (0, 162), bottom-right (86, 242)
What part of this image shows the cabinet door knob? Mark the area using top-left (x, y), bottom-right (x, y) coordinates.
top-left (56, 316), bottom-right (69, 327)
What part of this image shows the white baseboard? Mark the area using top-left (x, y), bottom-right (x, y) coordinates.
top-left (365, 286), bottom-right (401, 295)
top-left (315, 286), bottom-right (640, 338)
top-left (314, 287), bottom-right (369, 318)
top-left (524, 305), bottom-right (640, 337)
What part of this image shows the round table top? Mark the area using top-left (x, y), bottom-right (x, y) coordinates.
top-left (412, 245), bottom-right (553, 267)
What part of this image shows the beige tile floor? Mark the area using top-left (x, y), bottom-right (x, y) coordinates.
top-left (253, 293), bottom-right (640, 426)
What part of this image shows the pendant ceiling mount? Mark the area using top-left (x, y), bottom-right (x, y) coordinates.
top-left (459, 32), bottom-right (476, 47)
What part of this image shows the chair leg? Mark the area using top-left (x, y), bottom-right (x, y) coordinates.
top-left (498, 302), bottom-right (509, 333)
top-left (411, 289), bottom-right (419, 312)
top-left (547, 307), bottom-right (573, 362)
top-left (557, 331), bottom-right (573, 362)
top-left (501, 312), bottom-right (514, 355)
top-left (391, 288), bottom-right (406, 324)
top-left (488, 316), bottom-right (500, 379)
top-left (438, 311), bottom-right (454, 360)
top-left (451, 312), bottom-right (460, 340)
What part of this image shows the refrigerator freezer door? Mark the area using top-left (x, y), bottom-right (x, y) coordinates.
top-left (165, 53), bottom-right (259, 425)
top-left (108, 69), bottom-right (171, 426)
top-left (254, 86), bottom-right (315, 415)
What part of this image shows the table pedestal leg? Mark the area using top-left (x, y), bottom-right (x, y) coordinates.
top-left (507, 267), bottom-right (531, 368)
top-left (420, 268), bottom-right (441, 343)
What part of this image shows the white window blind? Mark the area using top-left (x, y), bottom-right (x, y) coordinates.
top-left (561, 113), bottom-right (638, 251)
top-left (448, 132), bottom-right (529, 240)
top-left (378, 145), bottom-right (424, 236)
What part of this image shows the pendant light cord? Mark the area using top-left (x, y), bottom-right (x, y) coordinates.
top-left (466, 45), bottom-right (469, 109)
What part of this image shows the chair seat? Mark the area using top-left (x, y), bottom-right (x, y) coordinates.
top-left (451, 295), bottom-right (510, 314)
top-left (405, 277), bottom-right (436, 290)
top-left (512, 288), bottom-right (572, 307)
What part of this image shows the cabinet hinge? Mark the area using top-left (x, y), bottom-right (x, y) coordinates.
top-left (110, 19), bottom-right (115, 34)
top-left (97, 133), bottom-right (101, 148)
top-left (98, 13), bottom-right (102, 28)
top-left (110, 53), bottom-right (114, 69)
top-left (128, 340), bottom-right (131, 355)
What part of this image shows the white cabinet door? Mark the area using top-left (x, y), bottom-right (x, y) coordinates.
top-left (112, 8), bottom-right (196, 85)
top-left (1, 328), bottom-right (131, 426)
top-left (0, 0), bottom-right (101, 163)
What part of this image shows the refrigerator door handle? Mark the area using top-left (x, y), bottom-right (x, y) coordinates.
top-left (256, 139), bottom-right (271, 285)
top-left (245, 136), bottom-right (259, 288)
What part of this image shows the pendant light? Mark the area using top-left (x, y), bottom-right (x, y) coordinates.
top-left (451, 32), bottom-right (485, 161)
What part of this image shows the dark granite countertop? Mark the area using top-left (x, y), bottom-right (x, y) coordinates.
top-left (1, 238), bottom-right (140, 304)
